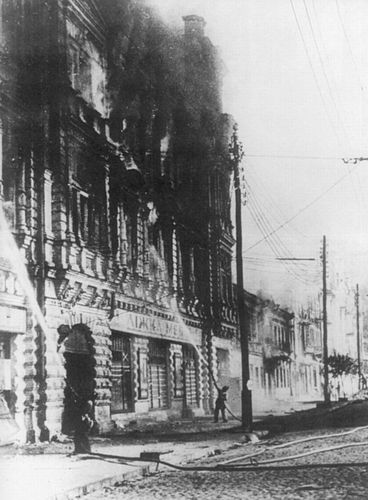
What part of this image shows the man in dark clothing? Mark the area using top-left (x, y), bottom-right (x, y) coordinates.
top-left (214, 386), bottom-right (229, 423)
top-left (73, 400), bottom-right (94, 454)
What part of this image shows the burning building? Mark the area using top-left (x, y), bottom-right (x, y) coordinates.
top-left (0, 0), bottom-right (237, 441)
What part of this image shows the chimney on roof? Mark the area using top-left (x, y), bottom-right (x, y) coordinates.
top-left (183, 15), bottom-right (206, 38)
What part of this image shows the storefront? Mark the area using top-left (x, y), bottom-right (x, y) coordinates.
top-left (109, 307), bottom-right (205, 423)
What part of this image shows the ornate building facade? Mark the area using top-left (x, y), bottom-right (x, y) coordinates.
top-left (0, 0), bottom-right (238, 441)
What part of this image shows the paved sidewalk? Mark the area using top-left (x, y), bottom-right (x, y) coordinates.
top-left (0, 452), bottom-right (149, 500)
top-left (0, 420), bottom-right (243, 500)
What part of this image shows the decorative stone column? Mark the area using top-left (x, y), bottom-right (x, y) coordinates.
top-left (136, 211), bottom-right (144, 276)
top-left (103, 164), bottom-right (111, 253)
top-left (41, 302), bottom-right (66, 439)
top-left (90, 316), bottom-right (112, 433)
top-left (143, 219), bottom-right (150, 280)
top-left (171, 223), bottom-right (178, 293)
top-left (16, 150), bottom-right (28, 236)
top-left (118, 203), bottom-right (127, 267)
top-left (43, 169), bottom-right (55, 267)
top-left (196, 343), bottom-right (204, 411)
top-left (189, 246), bottom-right (195, 295)
top-left (207, 330), bottom-right (218, 412)
top-left (13, 308), bottom-right (38, 443)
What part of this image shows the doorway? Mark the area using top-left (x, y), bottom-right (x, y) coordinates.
top-left (59, 324), bottom-right (95, 434)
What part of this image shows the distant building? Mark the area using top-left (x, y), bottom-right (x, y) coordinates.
top-left (293, 307), bottom-right (323, 403)
top-left (326, 273), bottom-right (362, 398)
top-left (226, 291), bottom-right (323, 416)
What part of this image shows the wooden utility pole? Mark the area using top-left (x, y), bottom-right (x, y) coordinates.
top-left (230, 125), bottom-right (252, 430)
top-left (322, 235), bottom-right (330, 403)
top-left (355, 284), bottom-right (361, 389)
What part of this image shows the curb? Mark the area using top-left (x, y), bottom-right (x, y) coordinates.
top-left (51, 464), bottom-right (152, 500)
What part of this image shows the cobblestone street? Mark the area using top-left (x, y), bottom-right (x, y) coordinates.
top-left (84, 426), bottom-right (368, 499)
top-left (84, 466), bottom-right (368, 500)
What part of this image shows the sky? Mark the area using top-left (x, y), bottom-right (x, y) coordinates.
top-left (146, 0), bottom-right (368, 306)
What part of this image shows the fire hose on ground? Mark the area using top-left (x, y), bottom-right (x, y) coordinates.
top-left (84, 424), bottom-right (368, 472)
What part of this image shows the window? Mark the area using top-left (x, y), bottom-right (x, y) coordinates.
top-left (217, 348), bottom-right (230, 380)
top-left (173, 352), bottom-right (184, 398)
top-left (148, 340), bottom-right (168, 409)
top-left (137, 348), bottom-right (148, 400)
top-left (80, 193), bottom-right (88, 241)
top-left (260, 367), bottom-right (265, 388)
top-left (71, 188), bottom-right (104, 249)
top-left (111, 335), bottom-right (134, 412)
top-left (313, 368), bottom-right (317, 388)
top-left (255, 367), bottom-right (259, 387)
top-left (68, 44), bottom-right (92, 101)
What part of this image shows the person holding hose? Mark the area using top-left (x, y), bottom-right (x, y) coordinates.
top-left (214, 385), bottom-right (229, 423)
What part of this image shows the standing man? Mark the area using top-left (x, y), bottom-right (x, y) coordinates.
top-left (73, 399), bottom-right (94, 454)
top-left (214, 386), bottom-right (229, 423)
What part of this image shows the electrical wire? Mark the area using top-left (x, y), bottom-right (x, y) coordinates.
top-left (246, 164), bottom-right (308, 240)
top-left (246, 204), bottom-right (318, 286)
top-left (334, 0), bottom-right (364, 93)
top-left (246, 203), bottom-right (313, 286)
top-left (244, 183), bottom-right (320, 285)
top-left (302, 0), bottom-right (353, 151)
top-left (289, 0), bottom-right (346, 148)
top-left (244, 163), bottom-right (358, 252)
top-left (244, 181), bottom-right (306, 272)
top-left (245, 180), bottom-right (319, 278)
top-left (307, 0), bottom-right (365, 219)
top-left (244, 180), bottom-right (306, 271)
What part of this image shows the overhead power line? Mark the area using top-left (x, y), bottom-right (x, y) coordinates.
top-left (289, 0), bottom-right (346, 147)
top-left (244, 180), bottom-right (319, 285)
top-left (245, 203), bottom-right (318, 285)
top-left (334, 0), bottom-right (364, 92)
top-left (244, 162), bottom-right (358, 253)
top-left (302, 0), bottom-right (352, 149)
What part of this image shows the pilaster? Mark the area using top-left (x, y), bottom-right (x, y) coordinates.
top-left (41, 303), bottom-right (66, 438)
top-left (13, 308), bottom-right (37, 443)
top-left (90, 316), bottom-right (112, 432)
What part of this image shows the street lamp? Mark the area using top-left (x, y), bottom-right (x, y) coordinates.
top-left (229, 124), bottom-right (253, 430)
